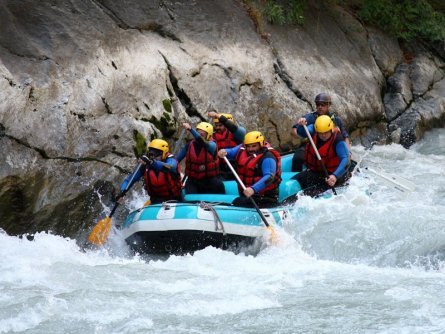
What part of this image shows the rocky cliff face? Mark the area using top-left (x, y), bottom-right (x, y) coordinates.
top-left (0, 0), bottom-right (444, 238)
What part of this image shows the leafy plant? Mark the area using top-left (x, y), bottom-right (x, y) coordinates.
top-left (358, 0), bottom-right (445, 41)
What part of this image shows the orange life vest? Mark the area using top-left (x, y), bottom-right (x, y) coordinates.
top-left (235, 146), bottom-right (282, 195)
top-left (185, 141), bottom-right (219, 180)
top-left (143, 154), bottom-right (182, 199)
top-left (305, 132), bottom-right (340, 173)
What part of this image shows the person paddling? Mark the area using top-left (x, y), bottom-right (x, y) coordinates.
top-left (294, 115), bottom-right (350, 197)
top-left (291, 93), bottom-right (350, 172)
top-left (218, 131), bottom-right (281, 208)
top-left (117, 139), bottom-right (182, 204)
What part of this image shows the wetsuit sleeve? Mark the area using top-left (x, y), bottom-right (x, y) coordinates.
top-left (335, 116), bottom-right (349, 138)
top-left (119, 165), bottom-right (144, 192)
top-left (332, 141), bottom-right (349, 178)
top-left (220, 115), bottom-right (246, 144)
top-left (175, 142), bottom-right (189, 162)
top-left (225, 144), bottom-right (242, 160)
top-left (190, 128), bottom-right (217, 156)
top-left (251, 157), bottom-right (277, 193)
top-left (152, 157), bottom-right (179, 175)
top-left (297, 123), bottom-right (315, 138)
top-left (296, 113), bottom-right (316, 137)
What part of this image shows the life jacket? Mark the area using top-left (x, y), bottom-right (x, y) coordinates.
top-left (235, 146), bottom-right (281, 195)
top-left (213, 129), bottom-right (238, 150)
top-left (185, 141), bottom-right (219, 180)
top-left (143, 153), bottom-right (182, 199)
top-left (305, 132), bottom-right (340, 173)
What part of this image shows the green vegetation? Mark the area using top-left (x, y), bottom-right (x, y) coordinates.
top-left (263, 0), bottom-right (307, 25)
top-left (133, 130), bottom-right (147, 157)
top-left (247, 0), bottom-right (445, 42)
top-left (358, 0), bottom-right (445, 42)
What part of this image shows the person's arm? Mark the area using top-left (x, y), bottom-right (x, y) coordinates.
top-left (119, 165), bottom-right (144, 192)
top-left (175, 143), bottom-right (188, 162)
top-left (222, 144), bottom-right (242, 160)
top-left (219, 115), bottom-right (246, 144)
top-left (189, 128), bottom-right (217, 155)
top-left (332, 141), bottom-right (349, 178)
top-left (152, 156), bottom-right (179, 175)
top-left (296, 114), bottom-right (315, 137)
top-left (251, 157), bottom-right (277, 193)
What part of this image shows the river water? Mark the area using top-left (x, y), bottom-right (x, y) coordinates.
top-left (1, 128), bottom-right (445, 334)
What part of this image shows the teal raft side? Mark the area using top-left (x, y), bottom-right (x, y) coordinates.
top-left (122, 202), bottom-right (288, 229)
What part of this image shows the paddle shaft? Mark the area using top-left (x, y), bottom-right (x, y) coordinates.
top-left (108, 162), bottom-right (143, 217)
top-left (172, 128), bottom-right (186, 156)
top-left (303, 124), bottom-right (337, 195)
top-left (222, 156), bottom-right (271, 228)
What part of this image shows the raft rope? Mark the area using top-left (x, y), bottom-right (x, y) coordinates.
top-left (199, 202), bottom-right (226, 235)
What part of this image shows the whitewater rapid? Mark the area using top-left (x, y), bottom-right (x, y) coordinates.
top-left (1, 128), bottom-right (444, 334)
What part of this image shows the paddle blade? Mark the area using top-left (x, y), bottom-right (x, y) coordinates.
top-left (88, 216), bottom-right (112, 245)
top-left (266, 225), bottom-right (280, 246)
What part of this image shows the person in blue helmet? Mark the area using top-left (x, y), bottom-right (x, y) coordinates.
top-left (291, 93), bottom-right (350, 172)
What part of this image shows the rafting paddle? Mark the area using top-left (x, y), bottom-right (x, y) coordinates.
top-left (222, 156), bottom-right (278, 243)
top-left (303, 124), bottom-right (337, 195)
top-left (88, 162), bottom-right (142, 246)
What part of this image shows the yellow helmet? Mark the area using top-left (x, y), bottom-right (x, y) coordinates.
top-left (196, 122), bottom-right (214, 140)
top-left (148, 139), bottom-right (169, 159)
top-left (244, 131), bottom-right (265, 146)
top-left (314, 115), bottom-right (334, 133)
top-left (214, 113), bottom-right (234, 123)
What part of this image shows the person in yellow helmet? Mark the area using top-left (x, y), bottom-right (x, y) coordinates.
top-left (218, 131), bottom-right (281, 208)
top-left (294, 115), bottom-right (350, 197)
top-left (208, 110), bottom-right (246, 180)
top-left (117, 139), bottom-right (182, 204)
top-left (290, 93), bottom-right (350, 172)
top-left (176, 122), bottom-right (225, 194)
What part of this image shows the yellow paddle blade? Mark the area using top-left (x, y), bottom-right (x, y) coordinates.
top-left (266, 225), bottom-right (280, 246)
top-left (143, 199), bottom-right (152, 206)
top-left (88, 216), bottom-right (112, 245)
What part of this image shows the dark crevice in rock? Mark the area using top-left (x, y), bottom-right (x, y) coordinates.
top-left (159, 52), bottom-right (204, 121)
top-left (111, 61), bottom-right (117, 69)
top-left (101, 97), bottom-right (112, 114)
top-left (3, 132), bottom-right (125, 172)
top-left (160, 0), bottom-right (176, 21)
top-left (0, 43), bottom-right (52, 62)
top-left (2, 76), bottom-right (17, 87)
top-left (273, 57), bottom-right (309, 104)
top-left (139, 23), bottom-right (181, 42)
top-left (143, 102), bottom-right (150, 111)
top-left (90, 0), bottom-right (130, 29)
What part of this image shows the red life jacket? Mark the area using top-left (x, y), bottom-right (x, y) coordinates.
top-left (235, 146), bottom-right (282, 195)
top-left (305, 132), bottom-right (340, 173)
top-left (143, 153), bottom-right (182, 199)
top-left (185, 141), bottom-right (219, 180)
top-left (213, 129), bottom-right (238, 150)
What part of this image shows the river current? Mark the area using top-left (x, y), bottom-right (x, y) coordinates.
top-left (1, 128), bottom-right (445, 334)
